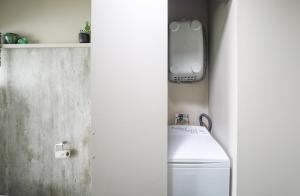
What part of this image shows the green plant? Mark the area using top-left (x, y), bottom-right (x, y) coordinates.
top-left (80, 21), bottom-right (91, 34)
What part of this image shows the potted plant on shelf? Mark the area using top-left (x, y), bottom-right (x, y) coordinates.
top-left (3, 33), bottom-right (20, 44)
top-left (79, 21), bottom-right (91, 43)
top-left (2, 33), bottom-right (29, 44)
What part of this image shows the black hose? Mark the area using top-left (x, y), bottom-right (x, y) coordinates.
top-left (199, 113), bottom-right (212, 132)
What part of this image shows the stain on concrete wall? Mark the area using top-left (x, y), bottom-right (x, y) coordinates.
top-left (0, 48), bottom-right (9, 195)
top-left (0, 48), bottom-right (91, 196)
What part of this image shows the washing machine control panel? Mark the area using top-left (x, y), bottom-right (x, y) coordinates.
top-left (168, 125), bottom-right (209, 136)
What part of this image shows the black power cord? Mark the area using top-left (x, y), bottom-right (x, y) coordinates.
top-left (199, 113), bottom-right (212, 132)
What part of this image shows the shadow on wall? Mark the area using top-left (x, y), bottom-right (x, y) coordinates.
top-left (209, 1), bottom-right (231, 62)
top-left (209, 1), bottom-right (235, 196)
top-left (169, 0), bottom-right (208, 25)
top-left (208, 0), bottom-right (233, 150)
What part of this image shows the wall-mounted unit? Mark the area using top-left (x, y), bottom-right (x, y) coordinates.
top-left (169, 20), bottom-right (206, 83)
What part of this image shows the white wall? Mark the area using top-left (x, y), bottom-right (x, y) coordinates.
top-left (0, 0), bottom-right (91, 43)
top-left (168, 0), bottom-right (208, 125)
top-left (209, 1), bottom-right (238, 196)
top-left (237, 1), bottom-right (300, 195)
top-left (91, 0), bottom-right (168, 196)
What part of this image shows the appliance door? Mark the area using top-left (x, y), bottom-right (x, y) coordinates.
top-left (168, 164), bottom-right (230, 196)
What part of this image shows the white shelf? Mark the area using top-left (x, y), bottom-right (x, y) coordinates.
top-left (0, 43), bottom-right (91, 49)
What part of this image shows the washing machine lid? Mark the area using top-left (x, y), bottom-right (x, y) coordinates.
top-left (168, 125), bottom-right (230, 167)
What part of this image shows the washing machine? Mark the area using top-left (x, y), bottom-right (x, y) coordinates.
top-left (168, 125), bottom-right (230, 196)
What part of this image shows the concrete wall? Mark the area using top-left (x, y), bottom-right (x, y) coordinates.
top-left (168, 0), bottom-right (209, 125)
top-left (0, 48), bottom-right (9, 194)
top-left (91, 0), bottom-right (168, 195)
top-left (0, 47), bottom-right (91, 196)
top-left (0, 0), bottom-right (91, 43)
top-left (208, 1), bottom-right (238, 196)
top-left (237, 1), bottom-right (300, 195)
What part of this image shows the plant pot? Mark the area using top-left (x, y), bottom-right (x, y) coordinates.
top-left (79, 32), bottom-right (90, 43)
top-left (4, 33), bottom-right (20, 44)
top-left (17, 37), bottom-right (29, 44)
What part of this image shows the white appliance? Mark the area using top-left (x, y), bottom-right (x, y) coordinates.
top-left (168, 125), bottom-right (230, 196)
top-left (169, 20), bottom-right (206, 82)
